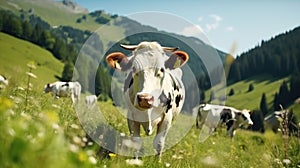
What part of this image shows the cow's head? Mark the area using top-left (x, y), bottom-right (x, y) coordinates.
top-left (106, 41), bottom-right (189, 110)
top-left (43, 83), bottom-right (52, 93)
top-left (237, 109), bottom-right (253, 127)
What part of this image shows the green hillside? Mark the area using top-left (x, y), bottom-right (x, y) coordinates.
top-left (0, 32), bottom-right (63, 88)
top-left (207, 74), bottom-right (300, 119)
top-left (0, 0), bottom-right (125, 48)
top-left (225, 74), bottom-right (288, 110)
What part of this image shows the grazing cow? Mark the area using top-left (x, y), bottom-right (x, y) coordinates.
top-left (85, 95), bottom-right (98, 109)
top-left (44, 81), bottom-right (81, 104)
top-left (196, 104), bottom-right (253, 138)
top-left (264, 111), bottom-right (285, 133)
top-left (106, 41), bottom-right (189, 159)
top-left (0, 75), bottom-right (8, 89)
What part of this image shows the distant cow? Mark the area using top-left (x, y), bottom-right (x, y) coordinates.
top-left (264, 111), bottom-right (285, 133)
top-left (44, 81), bottom-right (81, 104)
top-left (196, 104), bottom-right (253, 137)
top-left (106, 41), bottom-right (189, 159)
top-left (85, 95), bottom-right (97, 109)
top-left (0, 75), bottom-right (8, 89)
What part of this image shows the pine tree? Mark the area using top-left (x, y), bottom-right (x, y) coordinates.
top-left (273, 93), bottom-right (280, 111)
top-left (278, 81), bottom-right (289, 108)
top-left (250, 110), bottom-right (265, 133)
top-left (228, 88), bottom-right (235, 96)
top-left (61, 61), bottom-right (75, 82)
top-left (248, 83), bottom-right (254, 92)
top-left (260, 93), bottom-right (268, 116)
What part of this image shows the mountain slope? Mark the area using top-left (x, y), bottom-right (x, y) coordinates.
top-left (0, 32), bottom-right (64, 88)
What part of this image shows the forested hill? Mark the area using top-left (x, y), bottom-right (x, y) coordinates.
top-left (226, 26), bottom-right (300, 113)
top-left (228, 26), bottom-right (300, 83)
top-left (0, 0), bottom-right (228, 98)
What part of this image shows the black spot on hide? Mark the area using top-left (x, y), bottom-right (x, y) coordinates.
top-left (124, 72), bottom-right (133, 92)
top-left (62, 82), bottom-right (69, 87)
top-left (159, 91), bottom-right (172, 112)
top-left (175, 94), bottom-right (182, 107)
top-left (220, 109), bottom-right (232, 123)
top-left (172, 80), bottom-right (180, 91)
top-left (220, 109), bottom-right (234, 129)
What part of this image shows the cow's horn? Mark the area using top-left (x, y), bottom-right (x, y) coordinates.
top-left (162, 47), bottom-right (179, 52)
top-left (120, 44), bottom-right (138, 51)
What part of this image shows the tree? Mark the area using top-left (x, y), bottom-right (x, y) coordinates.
top-left (289, 71), bottom-right (300, 101)
top-left (95, 67), bottom-right (111, 99)
top-left (61, 62), bottom-right (75, 82)
top-left (250, 110), bottom-right (265, 133)
top-left (228, 88), bottom-right (235, 96)
top-left (260, 93), bottom-right (268, 117)
top-left (21, 20), bottom-right (32, 40)
top-left (30, 24), bottom-right (43, 44)
top-left (273, 93), bottom-right (280, 111)
top-left (228, 61), bottom-right (241, 83)
top-left (248, 83), bottom-right (254, 92)
top-left (278, 81), bottom-right (289, 108)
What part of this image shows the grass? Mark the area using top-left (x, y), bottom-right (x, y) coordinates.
top-left (1, 86), bottom-right (299, 167)
top-left (0, 32), bottom-right (64, 89)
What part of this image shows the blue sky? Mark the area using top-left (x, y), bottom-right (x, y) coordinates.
top-left (73, 0), bottom-right (300, 56)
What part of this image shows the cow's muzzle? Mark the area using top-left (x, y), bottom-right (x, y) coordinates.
top-left (136, 93), bottom-right (154, 109)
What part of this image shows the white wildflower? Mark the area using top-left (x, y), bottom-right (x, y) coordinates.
top-left (17, 86), bottom-right (25, 91)
top-left (26, 72), bottom-right (37, 78)
top-left (87, 142), bottom-right (93, 146)
top-left (51, 104), bottom-right (60, 109)
top-left (82, 137), bottom-right (88, 142)
top-left (88, 156), bottom-right (97, 164)
top-left (165, 162), bottom-right (171, 167)
top-left (70, 124), bottom-right (80, 129)
top-left (125, 159), bottom-right (143, 166)
top-left (172, 154), bottom-right (183, 160)
top-left (7, 128), bottom-right (16, 136)
top-left (274, 158), bottom-right (281, 164)
top-left (69, 144), bottom-right (79, 153)
top-left (52, 123), bottom-right (60, 130)
top-left (282, 159), bottom-right (291, 165)
top-left (72, 136), bottom-right (82, 144)
top-left (27, 63), bottom-right (36, 69)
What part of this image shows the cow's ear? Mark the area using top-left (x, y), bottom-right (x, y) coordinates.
top-left (47, 83), bottom-right (50, 87)
top-left (106, 52), bottom-right (129, 71)
top-left (165, 51), bottom-right (189, 69)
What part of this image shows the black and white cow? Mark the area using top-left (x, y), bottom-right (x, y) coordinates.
top-left (264, 111), bottom-right (285, 133)
top-left (0, 75), bottom-right (8, 89)
top-left (106, 41), bottom-right (189, 159)
top-left (196, 104), bottom-right (253, 137)
top-left (44, 81), bottom-right (81, 104)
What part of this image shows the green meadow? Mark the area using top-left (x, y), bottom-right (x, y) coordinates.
top-left (0, 32), bottom-right (64, 88)
top-left (0, 33), bottom-right (299, 167)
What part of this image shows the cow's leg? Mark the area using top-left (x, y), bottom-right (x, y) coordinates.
top-left (70, 93), bottom-right (76, 105)
top-left (153, 114), bottom-right (171, 159)
top-left (227, 125), bottom-right (234, 137)
top-left (127, 118), bottom-right (142, 159)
